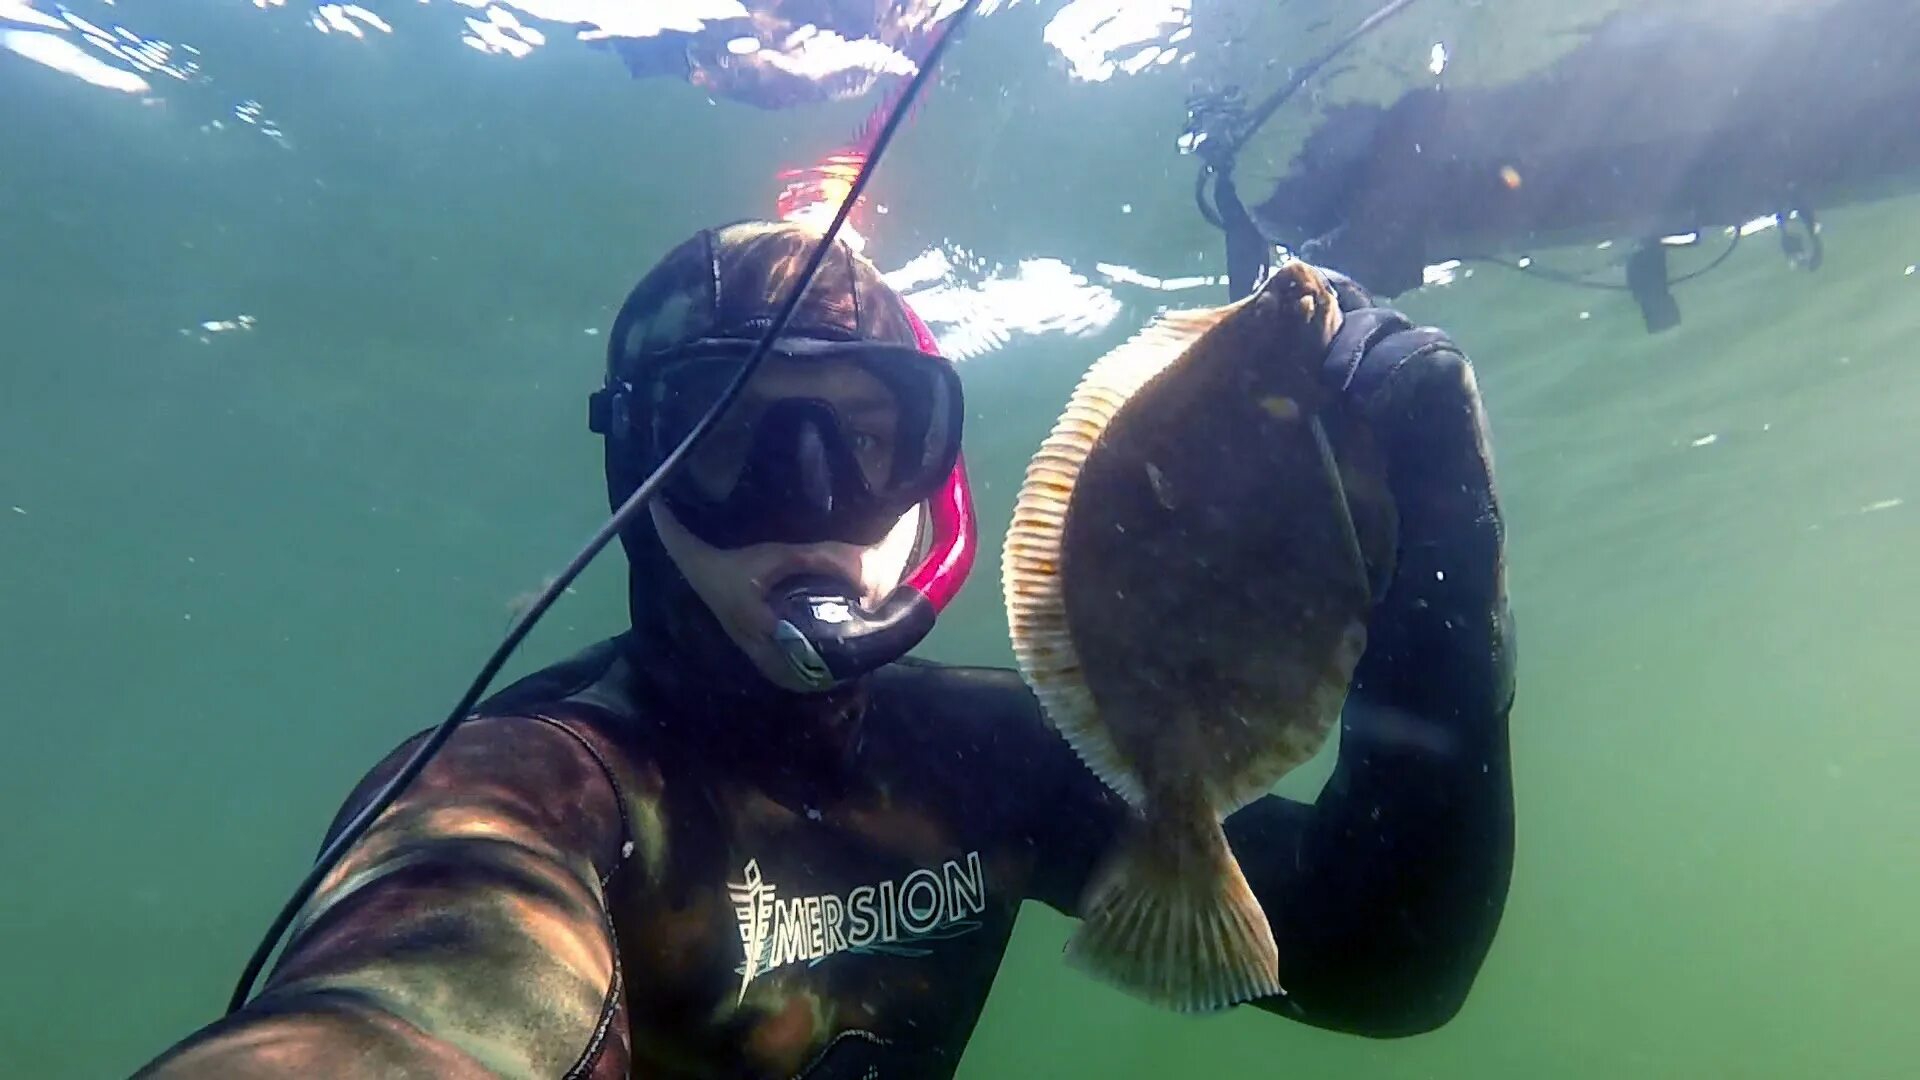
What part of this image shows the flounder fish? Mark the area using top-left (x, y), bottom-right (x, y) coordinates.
top-left (1001, 261), bottom-right (1397, 1012)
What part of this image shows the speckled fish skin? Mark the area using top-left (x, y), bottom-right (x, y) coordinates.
top-left (1062, 268), bottom-right (1377, 811)
top-left (1002, 261), bottom-right (1396, 1012)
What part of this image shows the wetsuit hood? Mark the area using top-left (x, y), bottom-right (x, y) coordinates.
top-left (597, 220), bottom-right (974, 722)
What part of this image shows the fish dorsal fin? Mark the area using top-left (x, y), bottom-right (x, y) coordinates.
top-left (1001, 302), bottom-right (1239, 809)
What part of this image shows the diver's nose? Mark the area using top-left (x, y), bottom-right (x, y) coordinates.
top-left (795, 417), bottom-right (834, 517)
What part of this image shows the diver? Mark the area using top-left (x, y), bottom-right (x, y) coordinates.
top-left (134, 220), bottom-right (1516, 1080)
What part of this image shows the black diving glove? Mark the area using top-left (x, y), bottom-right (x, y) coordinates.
top-left (1312, 265), bottom-right (1515, 720)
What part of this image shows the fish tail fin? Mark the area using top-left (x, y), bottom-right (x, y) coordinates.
top-left (1065, 808), bottom-right (1281, 1013)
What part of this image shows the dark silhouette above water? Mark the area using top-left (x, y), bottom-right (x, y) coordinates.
top-left (1248, 0), bottom-right (1920, 329)
top-left (598, 1), bottom-right (949, 110)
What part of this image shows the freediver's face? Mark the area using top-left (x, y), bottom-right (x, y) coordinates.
top-left (651, 356), bottom-right (922, 692)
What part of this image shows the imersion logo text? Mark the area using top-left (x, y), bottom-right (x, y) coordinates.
top-left (728, 852), bottom-right (987, 1000)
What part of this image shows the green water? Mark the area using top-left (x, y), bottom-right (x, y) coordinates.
top-left (3, 1), bottom-right (1916, 1076)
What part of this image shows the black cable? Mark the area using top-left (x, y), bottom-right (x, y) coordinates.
top-left (1669, 228), bottom-right (1744, 283)
top-left (1457, 253), bottom-right (1631, 291)
top-left (1459, 228), bottom-right (1743, 291)
top-left (1196, 164), bottom-right (1222, 229)
top-left (224, 0), bottom-right (982, 1015)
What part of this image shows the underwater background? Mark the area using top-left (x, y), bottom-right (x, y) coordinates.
top-left (2, 0), bottom-right (1916, 1076)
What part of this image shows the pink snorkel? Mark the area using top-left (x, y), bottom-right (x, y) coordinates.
top-left (899, 303), bottom-right (977, 611)
top-left (766, 302), bottom-right (977, 689)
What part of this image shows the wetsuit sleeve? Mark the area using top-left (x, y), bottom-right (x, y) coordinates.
top-left (133, 714), bottom-right (632, 1079)
top-left (1234, 320), bottom-right (1517, 1035)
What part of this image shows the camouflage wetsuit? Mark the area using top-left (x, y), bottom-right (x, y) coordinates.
top-left (136, 297), bottom-right (1515, 1080)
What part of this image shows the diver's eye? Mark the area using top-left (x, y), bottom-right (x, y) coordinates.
top-left (850, 431), bottom-right (884, 454)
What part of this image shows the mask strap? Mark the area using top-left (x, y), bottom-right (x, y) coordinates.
top-left (895, 304), bottom-right (975, 613)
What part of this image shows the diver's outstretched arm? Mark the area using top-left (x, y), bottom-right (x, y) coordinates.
top-left (1234, 304), bottom-right (1517, 1036)
top-left (132, 715), bottom-right (633, 1079)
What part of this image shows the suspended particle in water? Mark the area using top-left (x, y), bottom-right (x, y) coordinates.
top-left (1499, 165), bottom-right (1522, 189)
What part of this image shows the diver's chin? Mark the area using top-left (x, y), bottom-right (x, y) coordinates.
top-left (692, 595), bottom-right (792, 689)
top-left (738, 626), bottom-right (842, 695)
top-left (744, 642), bottom-right (834, 695)
top-left (753, 572), bottom-right (866, 694)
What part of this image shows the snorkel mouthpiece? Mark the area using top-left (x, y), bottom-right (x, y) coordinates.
top-left (765, 452), bottom-right (976, 689)
top-left (770, 576), bottom-right (936, 690)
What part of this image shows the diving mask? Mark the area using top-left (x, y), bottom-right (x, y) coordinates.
top-left (592, 336), bottom-right (962, 550)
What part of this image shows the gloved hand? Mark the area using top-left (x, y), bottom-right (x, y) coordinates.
top-left (1311, 265), bottom-right (1515, 720)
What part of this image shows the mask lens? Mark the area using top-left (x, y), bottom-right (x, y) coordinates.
top-left (652, 361), bottom-right (762, 500)
top-left (647, 341), bottom-right (957, 519)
